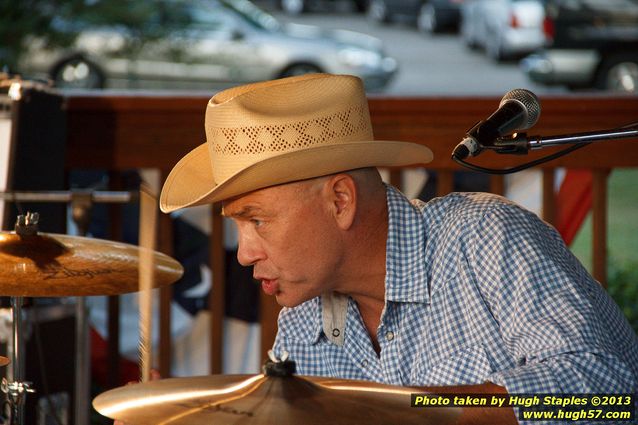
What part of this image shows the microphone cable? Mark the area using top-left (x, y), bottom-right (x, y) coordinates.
top-left (452, 120), bottom-right (638, 175)
top-left (452, 142), bottom-right (589, 175)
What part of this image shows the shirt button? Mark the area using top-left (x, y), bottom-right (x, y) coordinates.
top-left (385, 331), bottom-right (395, 341)
top-left (332, 328), bottom-right (340, 337)
top-left (361, 359), bottom-right (369, 368)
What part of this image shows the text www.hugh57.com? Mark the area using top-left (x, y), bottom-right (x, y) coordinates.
top-left (521, 408), bottom-right (633, 421)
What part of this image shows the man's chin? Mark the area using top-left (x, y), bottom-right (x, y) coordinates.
top-left (275, 293), bottom-right (312, 309)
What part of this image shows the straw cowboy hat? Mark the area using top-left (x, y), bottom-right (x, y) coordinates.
top-left (159, 73), bottom-right (433, 213)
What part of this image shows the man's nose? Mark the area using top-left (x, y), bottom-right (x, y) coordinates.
top-left (236, 233), bottom-right (265, 266)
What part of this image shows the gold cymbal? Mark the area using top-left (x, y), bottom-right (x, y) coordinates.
top-left (0, 356), bottom-right (8, 367)
top-left (0, 232), bottom-right (183, 296)
top-left (93, 374), bottom-right (460, 424)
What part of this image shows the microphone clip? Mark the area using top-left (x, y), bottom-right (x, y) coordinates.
top-left (452, 121), bottom-right (484, 159)
top-left (492, 133), bottom-right (530, 155)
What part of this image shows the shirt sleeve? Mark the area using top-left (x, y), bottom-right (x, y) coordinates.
top-left (466, 201), bottom-right (637, 395)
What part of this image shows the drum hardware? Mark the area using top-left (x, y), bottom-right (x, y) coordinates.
top-left (1, 379), bottom-right (34, 425)
top-left (1, 297), bottom-right (32, 425)
top-left (0, 189), bottom-right (183, 425)
top-left (2, 216), bottom-right (38, 425)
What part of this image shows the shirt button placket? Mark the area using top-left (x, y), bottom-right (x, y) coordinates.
top-left (381, 329), bottom-right (400, 384)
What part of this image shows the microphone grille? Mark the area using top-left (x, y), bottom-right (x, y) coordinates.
top-left (500, 88), bottom-right (541, 129)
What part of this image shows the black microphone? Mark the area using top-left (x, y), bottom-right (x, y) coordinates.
top-left (453, 89), bottom-right (541, 159)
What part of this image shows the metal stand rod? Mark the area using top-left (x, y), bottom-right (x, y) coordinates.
top-left (11, 298), bottom-right (23, 384)
top-left (11, 297), bottom-right (23, 425)
top-left (71, 194), bottom-right (93, 425)
top-left (527, 127), bottom-right (638, 149)
top-left (74, 298), bottom-right (90, 425)
top-left (0, 190), bottom-right (137, 204)
top-left (493, 126), bottom-right (638, 153)
top-left (2, 297), bottom-right (33, 425)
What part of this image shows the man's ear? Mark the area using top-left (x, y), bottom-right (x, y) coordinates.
top-left (323, 174), bottom-right (357, 230)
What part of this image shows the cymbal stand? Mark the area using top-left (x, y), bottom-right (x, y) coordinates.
top-left (2, 298), bottom-right (35, 425)
top-left (0, 191), bottom-right (137, 425)
top-left (1, 214), bottom-right (39, 425)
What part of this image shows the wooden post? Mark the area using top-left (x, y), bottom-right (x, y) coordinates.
top-left (437, 170), bottom-right (454, 197)
top-left (158, 285), bottom-right (172, 377)
top-left (260, 294), bottom-right (281, 364)
top-left (389, 169), bottom-right (402, 190)
top-left (106, 296), bottom-right (120, 387)
top-left (210, 203), bottom-right (225, 374)
top-left (489, 175), bottom-right (505, 196)
top-left (592, 170), bottom-right (609, 287)
top-left (542, 169), bottom-right (556, 226)
top-left (158, 171), bottom-right (174, 378)
top-left (107, 171), bottom-right (122, 388)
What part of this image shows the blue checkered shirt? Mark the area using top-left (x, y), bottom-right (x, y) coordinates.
top-left (272, 185), bottom-right (638, 405)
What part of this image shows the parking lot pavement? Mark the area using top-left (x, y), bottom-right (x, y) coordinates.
top-left (259, 0), bottom-right (564, 96)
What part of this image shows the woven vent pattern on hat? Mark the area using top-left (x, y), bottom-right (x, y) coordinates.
top-left (211, 105), bottom-right (369, 155)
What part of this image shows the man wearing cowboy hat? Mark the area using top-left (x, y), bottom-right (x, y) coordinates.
top-left (160, 74), bottom-right (638, 423)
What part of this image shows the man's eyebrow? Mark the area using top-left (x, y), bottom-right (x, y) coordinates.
top-left (221, 205), bottom-right (263, 218)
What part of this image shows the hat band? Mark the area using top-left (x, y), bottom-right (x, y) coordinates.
top-left (208, 103), bottom-right (372, 157)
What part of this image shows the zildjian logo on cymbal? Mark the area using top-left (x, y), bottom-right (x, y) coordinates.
top-left (40, 265), bottom-right (116, 280)
top-left (175, 401), bottom-right (254, 417)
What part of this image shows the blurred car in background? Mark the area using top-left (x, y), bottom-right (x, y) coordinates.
top-left (367, 0), bottom-right (464, 33)
top-left (18, 0), bottom-right (397, 92)
top-left (461, 0), bottom-right (545, 61)
top-left (521, 0), bottom-right (638, 92)
top-left (279, 0), bottom-right (369, 14)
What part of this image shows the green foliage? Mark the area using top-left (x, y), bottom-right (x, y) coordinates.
top-left (0, 0), bottom-right (84, 69)
top-left (1, 0), bottom-right (178, 71)
top-left (607, 260), bottom-right (638, 334)
top-left (79, 1), bottom-right (176, 37)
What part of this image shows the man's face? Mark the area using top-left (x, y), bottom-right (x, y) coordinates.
top-left (223, 179), bottom-right (344, 307)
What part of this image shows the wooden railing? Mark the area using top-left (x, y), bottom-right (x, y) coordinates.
top-left (64, 92), bottom-right (638, 379)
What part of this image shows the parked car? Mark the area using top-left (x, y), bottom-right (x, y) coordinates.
top-left (279, 0), bottom-right (369, 14)
top-left (18, 0), bottom-right (397, 92)
top-left (460, 0), bottom-right (546, 61)
top-left (521, 0), bottom-right (638, 92)
top-left (367, 0), bottom-right (464, 33)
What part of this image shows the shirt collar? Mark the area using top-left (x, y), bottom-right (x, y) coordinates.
top-left (305, 293), bottom-right (348, 346)
top-left (310, 185), bottom-right (429, 345)
top-left (384, 184), bottom-right (430, 304)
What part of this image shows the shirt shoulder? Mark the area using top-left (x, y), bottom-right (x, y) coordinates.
top-left (416, 192), bottom-right (535, 248)
top-left (416, 192), bottom-right (526, 224)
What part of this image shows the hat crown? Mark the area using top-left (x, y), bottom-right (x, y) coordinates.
top-left (204, 74), bottom-right (374, 185)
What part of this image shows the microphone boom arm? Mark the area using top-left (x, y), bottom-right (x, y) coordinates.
top-left (493, 124), bottom-right (638, 154)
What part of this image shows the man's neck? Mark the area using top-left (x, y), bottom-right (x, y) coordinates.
top-left (341, 187), bottom-right (389, 355)
top-left (339, 188), bottom-right (388, 300)
top-left (353, 292), bottom-right (385, 356)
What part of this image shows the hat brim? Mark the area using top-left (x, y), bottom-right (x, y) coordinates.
top-left (160, 141), bottom-right (433, 213)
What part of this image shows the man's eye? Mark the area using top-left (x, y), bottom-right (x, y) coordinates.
top-left (251, 219), bottom-right (263, 227)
